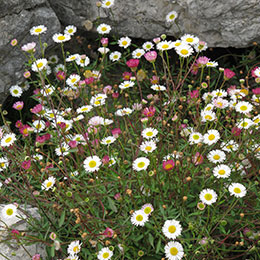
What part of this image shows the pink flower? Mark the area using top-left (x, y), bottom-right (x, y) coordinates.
top-left (85, 77), bottom-right (94, 85)
top-left (36, 133), bottom-right (51, 144)
top-left (111, 128), bottom-right (121, 137)
top-left (79, 80), bottom-right (86, 88)
top-left (252, 88), bottom-right (260, 95)
top-left (251, 67), bottom-right (259, 78)
top-left (150, 75), bottom-right (159, 84)
top-left (162, 160), bottom-right (175, 171)
top-left (92, 139), bottom-right (99, 146)
top-left (122, 71), bottom-right (132, 80)
top-left (23, 71), bottom-right (31, 78)
top-left (57, 122), bottom-right (66, 129)
top-left (144, 51), bottom-right (157, 62)
top-left (196, 56), bottom-right (210, 67)
top-left (112, 92), bottom-right (119, 98)
top-left (227, 85), bottom-right (237, 95)
top-left (114, 193), bottom-right (121, 200)
top-left (126, 59), bottom-right (139, 71)
top-left (15, 120), bottom-right (23, 128)
top-left (21, 42), bottom-right (36, 52)
top-left (101, 37), bottom-right (109, 46)
top-left (191, 63), bottom-right (199, 75)
top-left (11, 229), bottom-right (20, 237)
top-left (103, 227), bottom-right (114, 238)
top-left (19, 125), bottom-right (30, 137)
top-left (10, 39), bottom-right (18, 46)
top-left (232, 126), bottom-right (241, 136)
top-left (49, 232), bottom-right (57, 241)
top-left (143, 106), bottom-right (156, 117)
top-left (69, 140), bottom-right (77, 148)
top-left (56, 71), bottom-right (66, 81)
top-left (153, 37), bottom-right (161, 44)
top-left (224, 68), bottom-right (235, 80)
top-left (89, 116), bottom-right (104, 126)
top-left (22, 160), bottom-right (31, 170)
top-left (102, 155), bottom-right (110, 164)
top-left (31, 104), bottom-right (43, 114)
top-left (32, 254), bottom-right (41, 260)
top-left (5, 178), bottom-right (12, 184)
top-left (189, 90), bottom-right (199, 99)
top-left (13, 101), bottom-right (24, 110)
top-left (192, 152), bottom-right (204, 165)
top-left (103, 85), bottom-right (112, 94)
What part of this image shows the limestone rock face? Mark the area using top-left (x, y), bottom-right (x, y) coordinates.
top-left (0, 205), bottom-right (46, 260)
top-left (0, 0), bottom-right (61, 104)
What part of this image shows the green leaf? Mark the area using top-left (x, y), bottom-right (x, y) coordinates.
top-left (50, 244), bottom-right (55, 257)
top-left (148, 233), bottom-right (154, 248)
top-left (156, 238), bottom-right (161, 254)
top-left (58, 211), bottom-right (65, 228)
top-left (107, 197), bottom-right (117, 213)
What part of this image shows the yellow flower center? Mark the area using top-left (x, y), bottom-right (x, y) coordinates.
top-left (101, 27), bottom-right (107, 32)
top-left (180, 49), bottom-right (189, 55)
top-left (145, 146), bottom-right (152, 151)
top-left (162, 44), bottom-right (169, 49)
top-left (68, 29), bottom-right (73, 33)
top-left (213, 155), bottom-right (220, 160)
top-left (241, 122), bottom-right (248, 127)
top-left (254, 118), bottom-right (260, 123)
top-left (137, 162), bottom-right (145, 168)
top-left (89, 160), bottom-right (97, 168)
top-left (205, 115), bottom-right (212, 120)
top-left (35, 28), bottom-right (42, 33)
top-left (234, 187), bottom-right (241, 193)
top-left (13, 89), bottom-right (18, 94)
top-left (175, 42), bottom-right (181, 47)
top-left (113, 55), bottom-right (118, 59)
top-left (95, 101), bottom-right (101, 105)
top-left (105, 1), bottom-right (111, 6)
top-left (204, 193), bottom-right (213, 201)
top-left (6, 208), bottom-right (14, 216)
top-left (165, 164), bottom-right (173, 170)
top-left (46, 181), bottom-right (53, 188)
top-left (71, 78), bottom-right (77, 83)
top-left (208, 134), bottom-right (215, 141)
top-left (136, 214), bottom-right (143, 221)
top-left (73, 246), bottom-right (79, 252)
top-left (170, 247), bottom-right (178, 256)
top-left (122, 40), bottom-right (128, 46)
top-left (144, 207), bottom-right (151, 214)
top-left (5, 137), bottom-right (12, 143)
top-left (226, 145), bottom-right (233, 149)
top-left (168, 225), bottom-right (176, 233)
top-left (186, 37), bottom-right (193, 42)
top-left (146, 131), bottom-right (153, 137)
top-left (106, 140), bottom-right (111, 143)
top-left (81, 107), bottom-right (88, 111)
top-left (169, 14), bottom-right (175, 20)
top-left (0, 162), bottom-right (5, 167)
top-left (193, 135), bottom-right (200, 140)
top-left (37, 62), bottom-right (43, 68)
top-left (240, 105), bottom-right (247, 111)
top-left (218, 169), bottom-right (225, 175)
top-left (58, 35), bottom-right (66, 41)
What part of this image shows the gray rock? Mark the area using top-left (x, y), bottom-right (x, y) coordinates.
top-left (0, 204), bottom-right (46, 260)
top-left (0, 0), bottom-right (61, 104)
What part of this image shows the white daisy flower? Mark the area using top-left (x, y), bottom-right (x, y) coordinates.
top-left (40, 85), bottom-right (55, 96)
top-left (55, 143), bottom-right (70, 156)
top-left (76, 105), bottom-right (93, 114)
top-left (162, 219), bottom-right (182, 240)
top-left (54, 64), bottom-right (65, 73)
top-left (118, 36), bottom-right (131, 48)
top-left (164, 241), bottom-right (184, 260)
top-left (101, 0), bottom-right (115, 8)
top-left (67, 240), bottom-right (82, 255)
top-left (203, 104), bottom-right (214, 112)
top-left (188, 132), bottom-right (203, 144)
top-left (30, 25), bottom-right (47, 35)
top-left (64, 25), bottom-right (77, 36)
top-left (31, 58), bottom-right (48, 72)
top-left (98, 47), bottom-right (110, 54)
top-left (33, 154), bottom-right (43, 161)
top-left (0, 157), bottom-right (9, 171)
top-left (172, 40), bottom-right (182, 48)
top-left (199, 188), bottom-right (218, 205)
top-left (84, 156), bottom-right (102, 173)
top-left (206, 61), bottom-right (218, 67)
top-left (132, 48), bottom-right (145, 59)
top-left (75, 56), bottom-right (90, 67)
top-left (253, 114), bottom-right (260, 125)
top-left (213, 98), bottom-right (229, 109)
top-left (0, 204), bottom-right (18, 221)
top-left (235, 101), bottom-right (253, 114)
top-left (203, 129), bottom-right (220, 145)
top-left (66, 74), bottom-right (80, 87)
top-left (97, 23), bottom-right (111, 35)
top-left (142, 128), bottom-right (158, 139)
top-left (141, 203), bottom-right (154, 215)
top-left (175, 44), bottom-right (194, 58)
top-left (66, 54), bottom-right (80, 62)
top-left (140, 140), bottom-right (157, 154)
top-left (119, 81), bottom-right (135, 89)
top-left (157, 40), bottom-right (175, 51)
top-left (115, 108), bottom-right (133, 116)
top-left (221, 140), bottom-right (239, 152)
top-left (1, 133), bottom-right (16, 147)
top-left (130, 210), bottom-right (149, 226)
top-left (132, 157), bottom-right (150, 171)
top-left (108, 157), bottom-right (116, 167)
top-left (101, 136), bottom-right (116, 145)
top-left (151, 84), bottom-right (166, 91)
top-left (237, 118), bottom-right (254, 129)
top-left (103, 119), bottom-right (113, 126)
top-left (53, 33), bottom-right (71, 43)
top-left (41, 176), bottom-right (56, 191)
top-left (252, 95), bottom-right (260, 106)
top-left (211, 89), bottom-right (227, 98)
top-left (207, 149), bottom-right (226, 164)
top-left (166, 11), bottom-right (178, 23)
top-left (201, 110), bottom-right (216, 122)
top-left (213, 164), bottom-right (231, 178)
top-left (228, 183), bottom-right (246, 198)
top-left (90, 93), bottom-right (107, 107)
top-left (48, 54), bottom-right (59, 64)
top-left (254, 67), bottom-right (260, 77)
top-left (9, 85), bottom-right (23, 97)
top-left (181, 34), bottom-right (199, 45)
top-left (32, 120), bottom-right (46, 132)
top-left (142, 41), bottom-right (154, 51)
top-left (109, 51), bottom-right (121, 61)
